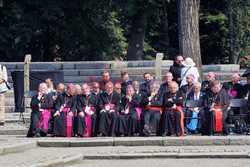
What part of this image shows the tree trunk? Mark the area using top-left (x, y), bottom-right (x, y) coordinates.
top-left (178, 0), bottom-right (203, 81)
top-left (127, 9), bottom-right (146, 60)
top-left (162, 2), bottom-right (170, 57)
top-left (229, 2), bottom-right (235, 64)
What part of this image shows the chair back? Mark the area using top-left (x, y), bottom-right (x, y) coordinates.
top-left (24, 91), bottom-right (38, 98)
top-left (185, 99), bottom-right (204, 108)
top-left (229, 99), bottom-right (248, 108)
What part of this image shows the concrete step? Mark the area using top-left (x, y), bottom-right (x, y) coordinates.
top-left (5, 90), bottom-right (15, 98)
top-left (36, 136), bottom-right (250, 147)
top-left (5, 118), bottom-right (30, 124)
top-left (5, 106), bottom-right (16, 113)
top-left (0, 123), bottom-right (29, 135)
top-left (5, 113), bottom-right (30, 119)
top-left (4, 97), bottom-right (15, 106)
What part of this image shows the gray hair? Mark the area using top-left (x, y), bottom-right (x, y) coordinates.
top-left (132, 81), bottom-right (139, 88)
top-left (75, 84), bottom-right (81, 89)
top-left (193, 82), bottom-right (201, 88)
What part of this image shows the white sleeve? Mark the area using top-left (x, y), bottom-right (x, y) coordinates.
top-left (181, 68), bottom-right (184, 79)
top-left (1, 66), bottom-right (8, 81)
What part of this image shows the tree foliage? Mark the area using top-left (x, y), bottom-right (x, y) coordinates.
top-left (0, 0), bottom-right (248, 65)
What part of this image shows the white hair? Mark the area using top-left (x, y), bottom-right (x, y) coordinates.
top-left (193, 82), bottom-right (201, 88)
top-left (39, 83), bottom-right (47, 88)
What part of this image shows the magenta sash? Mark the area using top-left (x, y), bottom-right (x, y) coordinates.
top-left (127, 103), bottom-right (142, 136)
top-left (226, 90), bottom-right (237, 98)
top-left (62, 108), bottom-right (72, 137)
top-left (37, 109), bottom-right (51, 132)
top-left (82, 107), bottom-right (95, 137)
top-left (104, 103), bottom-right (115, 110)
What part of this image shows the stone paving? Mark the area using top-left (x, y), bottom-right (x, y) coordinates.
top-left (68, 158), bottom-right (250, 167)
top-left (0, 134), bottom-right (249, 167)
top-left (0, 145), bottom-right (249, 167)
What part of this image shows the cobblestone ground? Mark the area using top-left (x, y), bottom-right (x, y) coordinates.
top-left (68, 158), bottom-right (250, 167)
top-left (0, 146), bottom-right (249, 167)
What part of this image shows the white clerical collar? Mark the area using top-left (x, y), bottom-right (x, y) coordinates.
top-left (194, 92), bottom-right (200, 98)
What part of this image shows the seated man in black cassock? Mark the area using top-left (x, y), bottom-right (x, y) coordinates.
top-left (91, 82), bottom-right (102, 96)
top-left (222, 72), bottom-right (242, 99)
top-left (162, 81), bottom-right (185, 136)
top-left (116, 85), bottom-right (141, 136)
top-left (53, 83), bottom-right (77, 137)
top-left (141, 82), bottom-right (163, 136)
top-left (75, 84), bottom-right (98, 137)
top-left (75, 84), bottom-right (82, 96)
top-left (114, 83), bottom-right (125, 103)
top-left (180, 74), bottom-right (195, 95)
top-left (239, 74), bottom-right (250, 133)
top-left (159, 72), bottom-right (173, 94)
top-left (201, 72), bottom-right (216, 93)
top-left (202, 81), bottom-right (230, 136)
top-left (49, 83), bottom-right (65, 101)
top-left (97, 82), bottom-right (120, 137)
top-left (48, 83), bottom-right (65, 134)
top-left (133, 81), bottom-right (145, 136)
top-left (27, 83), bottom-right (53, 137)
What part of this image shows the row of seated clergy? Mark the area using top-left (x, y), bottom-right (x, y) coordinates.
top-left (27, 80), bottom-right (231, 138)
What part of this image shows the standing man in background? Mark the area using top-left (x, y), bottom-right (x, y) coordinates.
top-left (45, 77), bottom-right (56, 94)
top-left (169, 55), bottom-right (184, 86)
top-left (0, 64), bottom-right (8, 126)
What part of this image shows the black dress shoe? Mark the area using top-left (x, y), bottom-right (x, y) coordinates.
top-left (176, 133), bottom-right (181, 137)
top-left (97, 133), bottom-right (104, 137)
top-left (0, 122), bottom-right (4, 126)
top-left (36, 133), bottom-right (41, 138)
top-left (162, 132), bottom-right (168, 137)
top-left (143, 124), bottom-right (150, 137)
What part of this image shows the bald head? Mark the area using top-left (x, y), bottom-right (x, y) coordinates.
top-left (169, 81), bottom-right (179, 93)
top-left (57, 83), bottom-right (65, 94)
top-left (165, 72), bottom-right (173, 83)
top-left (114, 83), bottom-right (122, 94)
top-left (82, 84), bottom-right (90, 95)
top-left (231, 73), bottom-right (240, 84)
top-left (75, 84), bottom-right (81, 95)
top-left (207, 72), bottom-right (216, 82)
top-left (132, 81), bottom-right (139, 91)
top-left (105, 82), bottom-right (114, 95)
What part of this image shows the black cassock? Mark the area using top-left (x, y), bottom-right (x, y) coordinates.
top-left (27, 93), bottom-right (53, 137)
top-left (159, 82), bottom-right (169, 95)
top-left (162, 91), bottom-right (185, 135)
top-left (202, 89), bottom-right (230, 135)
top-left (180, 83), bottom-right (194, 95)
top-left (53, 92), bottom-right (77, 137)
top-left (116, 94), bottom-right (140, 135)
top-left (75, 94), bottom-right (98, 137)
top-left (141, 92), bottom-right (163, 134)
top-left (222, 82), bottom-right (242, 99)
top-left (98, 91), bottom-right (120, 136)
top-left (201, 81), bottom-right (212, 93)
